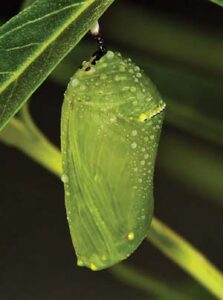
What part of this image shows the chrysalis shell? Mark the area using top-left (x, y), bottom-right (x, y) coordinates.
top-left (61, 51), bottom-right (165, 271)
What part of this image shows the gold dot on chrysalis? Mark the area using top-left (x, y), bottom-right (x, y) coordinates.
top-left (139, 113), bottom-right (148, 122)
top-left (77, 259), bottom-right (84, 266)
top-left (90, 263), bottom-right (97, 271)
top-left (128, 232), bottom-right (135, 240)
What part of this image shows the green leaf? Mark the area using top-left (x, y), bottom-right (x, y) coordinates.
top-left (0, 0), bottom-right (114, 130)
top-left (209, 0), bottom-right (223, 6)
top-left (21, 0), bottom-right (37, 9)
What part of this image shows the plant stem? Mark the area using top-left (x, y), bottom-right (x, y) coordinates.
top-left (148, 218), bottom-right (223, 300)
top-left (111, 264), bottom-right (191, 300)
top-left (0, 117), bottom-right (62, 177)
top-left (209, 0), bottom-right (223, 7)
top-left (0, 116), bottom-right (222, 299)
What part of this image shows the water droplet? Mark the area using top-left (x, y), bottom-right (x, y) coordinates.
top-left (71, 78), bottom-right (79, 87)
top-left (132, 130), bottom-right (137, 136)
top-left (106, 51), bottom-right (114, 59)
top-left (130, 86), bottom-right (136, 92)
top-left (94, 174), bottom-right (101, 182)
top-left (119, 65), bottom-right (126, 72)
top-left (144, 137), bottom-right (149, 141)
top-left (144, 154), bottom-right (149, 159)
top-left (131, 142), bottom-right (137, 149)
top-left (61, 174), bottom-right (69, 183)
top-left (136, 72), bottom-right (142, 78)
top-left (122, 86), bottom-right (129, 91)
top-left (140, 160), bottom-right (145, 165)
top-left (146, 96), bottom-right (152, 102)
top-left (100, 74), bottom-right (107, 80)
top-left (110, 116), bottom-right (117, 122)
top-left (138, 178), bottom-right (142, 183)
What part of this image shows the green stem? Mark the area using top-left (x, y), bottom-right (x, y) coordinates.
top-left (0, 116), bottom-right (222, 299)
top-left (111, 264), bottom-right (191, 300)
top-left (0, 117), bottom-right (62, 177)
top-left (209, 0), bottom-right (223, 7)
top-left (148, 218), bottom-right (223, 300)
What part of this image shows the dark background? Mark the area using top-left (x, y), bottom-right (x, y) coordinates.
top-left (0, 1), bottom-right (222, 299)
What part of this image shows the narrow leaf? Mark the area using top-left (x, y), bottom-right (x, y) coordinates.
top-left (21, 0), bottom-right (37, 9)
top-left (209, 0), bottom-right (223, 6)
top-left (0, 0), bottom-right (114, 130)
top-left (148, 218), bottom-right (223, 300)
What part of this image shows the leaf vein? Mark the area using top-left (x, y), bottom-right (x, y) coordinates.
top-left (0, 71), bottom-right (13, 74)
top-left (0, 0), bottom-right (92, 93)
top-left (0, 1), bottom-right (86, 41)
top-left (1, 42), bottom-right (40, 51)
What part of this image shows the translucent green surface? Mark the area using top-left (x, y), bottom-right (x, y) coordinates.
top-left (61, 52), bottom-right (165, 270)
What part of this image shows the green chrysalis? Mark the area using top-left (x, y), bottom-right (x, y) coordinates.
top-left (61, 51), bottom-right (165, 271)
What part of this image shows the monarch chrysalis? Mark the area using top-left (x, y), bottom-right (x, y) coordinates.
top-left (61, 51), bottom-right (165, 271)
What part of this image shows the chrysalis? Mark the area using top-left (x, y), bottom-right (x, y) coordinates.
top-left (61, 51), bottom-right (165, 271)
